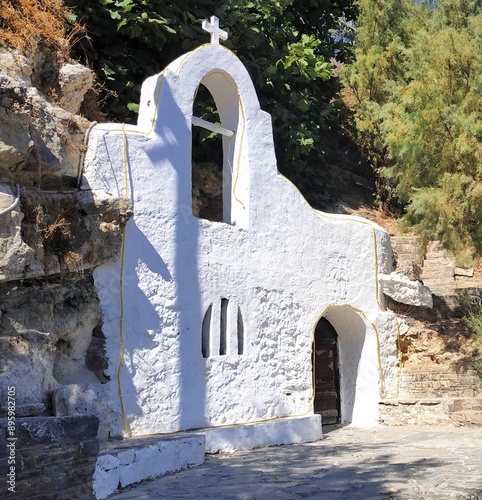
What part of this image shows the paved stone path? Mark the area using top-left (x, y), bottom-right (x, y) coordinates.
top-left (112, 425), bottom-right (482, 499)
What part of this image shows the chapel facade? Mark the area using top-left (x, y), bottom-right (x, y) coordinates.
top-left (83, 26), bottom-right (400, 452)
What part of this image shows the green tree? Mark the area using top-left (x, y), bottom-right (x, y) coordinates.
top-left (344, 0), bottom-right (482, 262)
top-left (342, 0), bottom-right (424, 208)
top-left (68, 0), bottom-right (357, 207)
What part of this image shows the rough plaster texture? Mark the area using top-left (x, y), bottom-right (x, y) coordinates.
top-left (83, 43), bottom-right (400, 446)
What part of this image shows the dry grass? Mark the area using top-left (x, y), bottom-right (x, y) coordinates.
top-left (0, 0), bottom-right (68, 53)
top-left (41, 214), bottom-right (71, 239)
top-left (61, 250), bottom-right (84, 277)
top-left (343, 205), bottom-right (403, 235)
top-left (34, 206), bottom-right (71, 239)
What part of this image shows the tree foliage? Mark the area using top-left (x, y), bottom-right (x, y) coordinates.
top-left (344, 0), bottom-right (482, 261)
top-left (67, 0), bottom-right (357, 207)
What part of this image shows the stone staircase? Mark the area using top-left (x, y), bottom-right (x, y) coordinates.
top-left (391, 235), bottom-right (423, 279)
top-left (421, 241), bottom-right (482, 296)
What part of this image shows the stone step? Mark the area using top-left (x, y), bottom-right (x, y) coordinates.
top-left (421, 279), bottom-right (455, 288)
top-left (395, 247), bottom-right (421, 257)
top-left (94, 433), bottom-right (206, 499)
top-left (399, 386), bottom-right (481, 399)
top-left (396, 254), bottom-right (418, 261)
top-left (422, 282), bottom-right (455, 292)
top-left (429, 277), bottom-right (461, 287)
top-left (400, 371), bottom-right (480, 380)
top-left (391, 236), bottom-right (421, 246)
top-left (319, 409), bottom-right (338, 418)
top-left (454, 280), bottom-right (482, 289)
top-left (422, 271), bottom-right (455, 278)
top-left (396, 258), bottom-right (420, 267)
top-left (422, 263), bottom-right (454, 273)
top-left (394, 397), bottom-right (482, 408)
top-left (400, 369), bottom-right (480, 378)
top-left (424, 250), bottom-right (449, 259)
top-left (399, 371), bottom-right (481, 398)
top-left (422, 266), bottom-right (454, 280)
top-left (402, 366), bottom-right (479, 374)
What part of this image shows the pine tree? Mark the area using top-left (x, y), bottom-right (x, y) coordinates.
top-left (345, 0), bottom-right (482, 262)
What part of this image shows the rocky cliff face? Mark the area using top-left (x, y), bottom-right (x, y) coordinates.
top-left (0, 45), bottom-right (131, 437)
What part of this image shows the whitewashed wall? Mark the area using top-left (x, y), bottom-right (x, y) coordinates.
top-left (83, 44), bottom-right (399, 443)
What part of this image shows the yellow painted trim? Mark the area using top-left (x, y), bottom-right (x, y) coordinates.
top-left (116, 124), bottom-right (133, 438)
top-left (127, 413), bottom-right (315, 439)
top-left (117, 228), bottom-right (131, 438)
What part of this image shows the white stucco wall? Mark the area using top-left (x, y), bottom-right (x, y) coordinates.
top-left (83, 43), bottom-right (400, 441)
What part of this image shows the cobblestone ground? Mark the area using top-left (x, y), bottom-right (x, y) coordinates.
top-left (112, 425), bottom-right (482, 499)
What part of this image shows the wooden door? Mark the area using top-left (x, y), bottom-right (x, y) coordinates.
top-left (314, 318), bottom-right (340, 424)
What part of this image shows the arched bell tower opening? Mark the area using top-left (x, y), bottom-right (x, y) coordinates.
top-left (192, 84), bottom-right (224, 222)
top-left (313, 307), bottom-right (380, 427)
top-left (191, 70), bottom-right (249, 228)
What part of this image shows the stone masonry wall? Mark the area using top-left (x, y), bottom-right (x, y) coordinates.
top-left (381, 237), bottom-right (482, 426)
top-left (380, 366), bottom-right (482, 426)
top-left (0, 416), bottom-right (99, 499)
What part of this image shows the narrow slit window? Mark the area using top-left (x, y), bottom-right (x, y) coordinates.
top-left (237, 307), bottom-right (244, 355)
top-left (201, 304), bottom-right (212, 358)
top-left (220, 298), bottom-right (229, 355)
top-left (203, 299), bottom-right (244, 358)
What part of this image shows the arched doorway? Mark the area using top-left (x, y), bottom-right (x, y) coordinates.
top-left (314, 317), bottom-right (341, 424)
top-left (313, 307), bottom-right (380, 426)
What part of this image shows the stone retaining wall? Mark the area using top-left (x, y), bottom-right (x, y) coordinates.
top-left (398, 367), bottom-right (481, 399)
top-left (386, 236), bottom-right (482, 426)
top-left (0, 415), bottom-right (98, 499)
top-left (380, 367), bottom-right (482, 426)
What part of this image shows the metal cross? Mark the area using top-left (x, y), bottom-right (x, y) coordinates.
top-left (202, 16), bottom-right (228, 45)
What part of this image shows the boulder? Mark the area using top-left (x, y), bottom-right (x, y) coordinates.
top-left (379, 272), bottom-right (433, 308)
top-left (58, 63), bottom-right (93, 114)
top-left (0, 53), bottom-right (91, 189)
top-left (0, 183), bottom-right (34, 281)
top-left (0, 76), bottom-right (32, 170)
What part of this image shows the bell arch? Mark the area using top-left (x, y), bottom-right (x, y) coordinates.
top-left (191, 69), bottom-right (249, 228)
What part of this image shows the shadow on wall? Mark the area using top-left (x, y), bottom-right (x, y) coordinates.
top-left (118, 78), bottom-right (206, 433)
